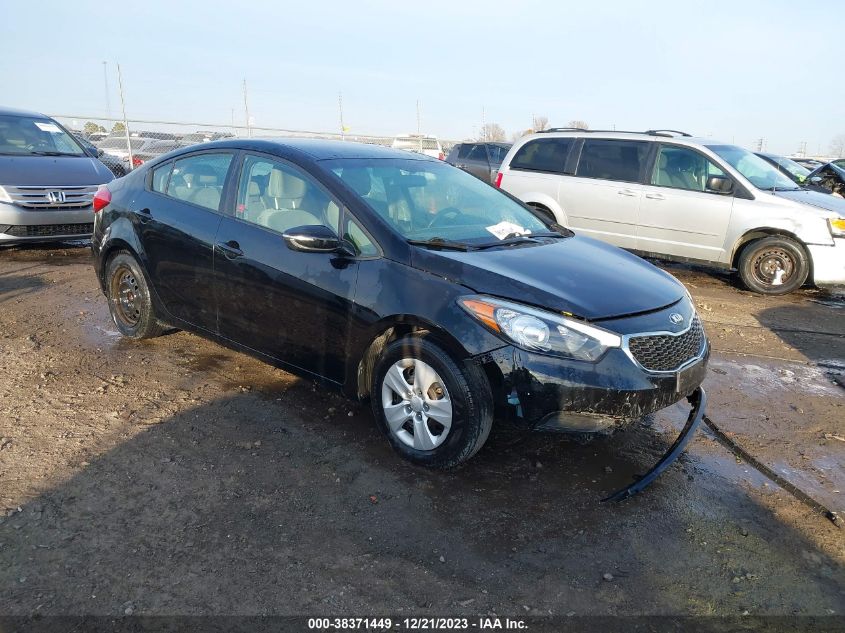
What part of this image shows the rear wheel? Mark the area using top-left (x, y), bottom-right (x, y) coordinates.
top-left (105, 251), bottom-right (165, 339)
top-left (738, 236), bottom-right (809, 295)
top-left (371, 335), bottom-right (493, 468)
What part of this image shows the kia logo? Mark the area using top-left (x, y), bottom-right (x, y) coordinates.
top-left (46, 191), bottom-right (66, 204)
top-left (669, 313), bottom-right (684, 325)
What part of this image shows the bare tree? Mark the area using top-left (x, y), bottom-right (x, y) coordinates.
top-left (479, 123), bottom-right (507, 142)
top-left (830, 134), bottom-right (845, 158)
top-left (532, 116), bottom-right (549, 132)
top-left (567, 120), bottom-right (589, 130)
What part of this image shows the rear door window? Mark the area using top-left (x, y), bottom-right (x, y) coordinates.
top-left (167, 153), bottom-right (233, 211)
top-left (466, 144), bottom-right (489, 163)
top-left (577, 140), bottom-right (649, 183)
top-left (457, 144), bottom-right (472, 159)
top-left (509, 138), bottom-right (572, 174)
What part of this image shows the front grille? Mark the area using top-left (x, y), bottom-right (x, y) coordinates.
top-left (3, 184), bottom-right (99, 209)
top-left (5, 223), bottom-right (94, 237)
top-left (628, 316), bottom-right (705, 372)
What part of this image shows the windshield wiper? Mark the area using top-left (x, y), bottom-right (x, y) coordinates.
top-left (407, 237), bottom-right (477, 251)
top-left (29, 151), bottom-right (81, 157)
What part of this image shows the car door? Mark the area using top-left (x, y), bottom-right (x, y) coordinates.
top-left (213, 152), bottom-right (367, 383)
top-left (135, 151), bottom-right (235, 331)
top-left (462, 144), bottom-right (492, 181)
top-left (637, 144), bottom-right (735, 262)
top-left (558, 138), bottom-right (649, 249)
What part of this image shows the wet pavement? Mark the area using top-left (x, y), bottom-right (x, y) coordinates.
top-left (0, 242), bottom-right (843, 617)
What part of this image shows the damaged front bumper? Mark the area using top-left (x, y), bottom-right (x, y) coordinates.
top-left (487, 342), bottom-right (709, 432)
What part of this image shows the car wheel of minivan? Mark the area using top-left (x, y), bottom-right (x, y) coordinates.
top-left (371, 335), bottom-right (493, 468)
top-left (528, 203), bottom-right (556, 225)
top-left (738, 236), bottom-right (809, 295)
top-left (105, 251), bottom-right (165, 339)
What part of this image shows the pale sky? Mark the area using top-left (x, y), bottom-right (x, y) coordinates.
top-left (2, 0), bottom-right (842, 155)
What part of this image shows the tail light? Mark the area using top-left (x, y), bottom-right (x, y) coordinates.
top-left (438, 152), bottom-right (445, 160)
top-left (494, 172), bottom-right (503, 188)
top-left (131, 156), bottom-right (144, 167)
top-left (92, 186), bottom-right (111, 212)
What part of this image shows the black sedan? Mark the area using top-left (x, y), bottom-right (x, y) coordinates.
top-left (91, 139), bottom-right (707, 485)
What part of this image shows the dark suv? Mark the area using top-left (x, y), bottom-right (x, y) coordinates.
top-left (446, 142), bottom-right (511, 183)
top-left (91, 139), bottom-right (707, 489)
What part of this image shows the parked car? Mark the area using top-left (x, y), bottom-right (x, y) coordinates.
top-left (446, 142), bottom-right (511, 183)
top-left (791, 157), bottom-right (825, 171)
top-left (392, 135), bottom-right (445, 160)
top-left (91, 139), bottom-right (708, 477)
top-left (96, 136), bottom-right (168, 176)
top-left (496, 129), bottom-right (845, 295)
top-left (180, 131), bottom-right (234, 144)
top-left (755, 152), bottom-right (830, 193)
top-left (806, 161), bottom-right (845, 198)
top-left (0, 106), bottom-right (113, 244)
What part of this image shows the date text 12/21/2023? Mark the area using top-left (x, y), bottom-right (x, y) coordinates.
top-left (307, 617), bottom-right (528, 630)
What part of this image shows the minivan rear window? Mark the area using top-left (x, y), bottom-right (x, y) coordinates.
top-left (577, 139), bottom-right (649, 183)
top-left (509, 138), bottom-right (572, 174)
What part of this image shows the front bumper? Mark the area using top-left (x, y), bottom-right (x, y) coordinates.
top-left (0, 202), bottom-right (95, 243)
top-left (808, 238), bottom-right (845, 286)
top-left (488, 342), bottom-right (709, 431)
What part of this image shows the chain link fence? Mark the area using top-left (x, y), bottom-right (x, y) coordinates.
top-left (51, 115), bottom-right (459, 178)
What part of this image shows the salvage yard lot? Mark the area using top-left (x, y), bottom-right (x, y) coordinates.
top-left (0, 243), bottom-right (843, 616)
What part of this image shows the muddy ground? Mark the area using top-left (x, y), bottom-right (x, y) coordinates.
top-left (0, 242), bottom-right (843, 617)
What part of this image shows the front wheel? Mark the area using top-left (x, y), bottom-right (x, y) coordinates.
top-left (737, 236), bottom-right (809, 295)
top-left (105, 251), bottom-right (165, 339)
top-left (371, 335), bottom-right (493, 469)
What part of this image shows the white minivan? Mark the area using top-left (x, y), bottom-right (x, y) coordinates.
top-left (496, 129), bottom-right (845, 294)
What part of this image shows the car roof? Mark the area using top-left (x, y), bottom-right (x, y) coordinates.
top-left (0, 105), bottom-right (50, 118)
top-left (182, 138), bottom-right (439, 162)
top-left (519, 130), bottom-right (730, 148)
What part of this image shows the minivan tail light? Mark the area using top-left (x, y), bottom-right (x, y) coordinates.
top-left (495, 172), bottom-right (503, 188)
top-left (92, 186), bottom-right (111, 212)
top-left (438, 152), bottom-right (445, 160)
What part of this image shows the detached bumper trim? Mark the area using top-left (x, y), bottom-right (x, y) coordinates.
top-left (603, 386), bottom-right (706, 502)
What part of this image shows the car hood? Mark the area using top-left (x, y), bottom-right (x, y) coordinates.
top-left (0, 155), bottom-right (113, 186)
top-left (411, 235), bottom-right (686, 320)
top-left (772, 188), bottom-right (845, 216)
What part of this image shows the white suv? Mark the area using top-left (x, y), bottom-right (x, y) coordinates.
top-left (496, 129), bottom-right (845, 294)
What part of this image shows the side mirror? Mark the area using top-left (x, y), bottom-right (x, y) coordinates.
top-left (706, 175), bottom-right (733, 194)
top-left (283, 224), bottom-right (349, 254)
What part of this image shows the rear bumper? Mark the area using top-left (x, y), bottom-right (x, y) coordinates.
top-left (808, 239), bottom-right (845, 286)
top-left (487, 341), bottom-right (710, 432)
top-left (0, 202), bottom-right (94, 243)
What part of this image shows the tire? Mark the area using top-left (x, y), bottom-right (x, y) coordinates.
top-left (737, 236), bottom-right (810, 295)
top-left (528, 203), bottom-right (556, 225)
top-left (105, 251), bottom-right (165, 339)
top-left (371, 335), bottom-right (493, 469)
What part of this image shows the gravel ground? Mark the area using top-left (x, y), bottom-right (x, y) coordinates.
top-left (0, 242), bottom-right (843, 617)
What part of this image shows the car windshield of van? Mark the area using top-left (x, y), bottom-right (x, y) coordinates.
top-left (326, 158), bottom-right (553, 246)
top-left (0, 115), bottom-right (86, 156)
top-left (708, 144), bottom-right (799, 191)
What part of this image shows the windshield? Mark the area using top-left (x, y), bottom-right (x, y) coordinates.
top-left (0, 115), bottom-right (86, 156)
top-left (708, 144), bottom-right (798, 190)
top-left (326, 158), bottom-right (549, 244)
top-left (768, 155), bottom-right (811, 182)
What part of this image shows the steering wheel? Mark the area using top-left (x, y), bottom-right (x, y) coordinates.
top-left (427, 206), bottom-right (467, 228)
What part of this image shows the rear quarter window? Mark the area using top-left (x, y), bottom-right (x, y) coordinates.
top-left (509, 138), bottom-right (572, 174)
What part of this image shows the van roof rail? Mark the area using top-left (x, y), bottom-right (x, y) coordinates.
top-left (537, 128), bottom-right (693, 137)
top-left (645, 129), bottom-right (692, 137)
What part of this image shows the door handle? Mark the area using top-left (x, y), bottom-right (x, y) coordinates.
top-left (215, 240), bottom-right (243, 259)
top-left (645, 193), bottom-right (665, 200)
top-left (618, 189), bottom-right (638, 197)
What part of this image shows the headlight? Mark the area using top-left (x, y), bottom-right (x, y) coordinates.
top-left (0, 186), bottom-right (11, 203)
top-left (458, 295), bottom-right (621, 361)
top-left (828, 218), bottom-right (845, 238)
